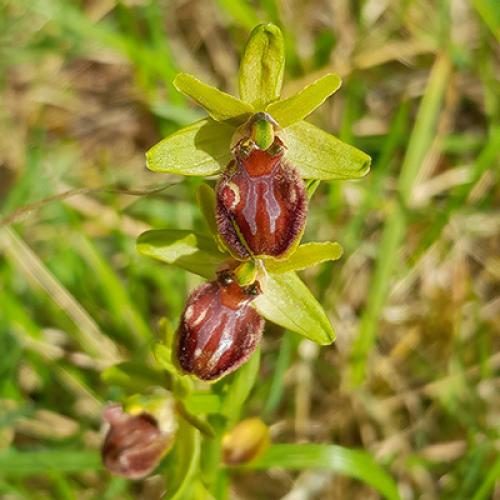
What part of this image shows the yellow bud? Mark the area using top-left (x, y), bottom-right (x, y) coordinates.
top-left (222, 417), bottom-right (270, 465)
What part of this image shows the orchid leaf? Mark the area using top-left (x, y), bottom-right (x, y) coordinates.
top-left (146, 119), bottom-right (233, 176)
top-left (137, 229), bottom-right (227, 279)
top-left (265, 242), bottom-right (343, 274)
top-left (280, 120), bottom-right (371, 180)
top-left (239, 23), bottom-right (285, 109)
top-left (254, 272), bottom-right (334, 344)
top-left (174, 73), bottom-right (253, 125)
top-left (163, 419), bottom-right (201, 500)
top-left (266, 73), bottom-right (342, 128)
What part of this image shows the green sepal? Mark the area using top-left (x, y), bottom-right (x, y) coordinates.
top-left (146, 118), bottom-right (233, 176)
top-left (264, 242), bottom-right (343, 274)
top-left (266, 73), bottom-right (341, 128)
top-left (239, 23), bottom-right (285, 109)
top-left (137, 229), bottom-right (227, 280)
top-left (280, 120), bottom-right (371, 180)
top-left (174, 73), bottom-right (254, 125)
top-left (254, 272), bottom-right (335, 345)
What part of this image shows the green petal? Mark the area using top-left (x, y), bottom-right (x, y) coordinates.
top-left (146, 119), bottom-right (233, 176)
top-left (137, 229), bottom-right (227, 279)
top-left (266, 73), bottom-right (341, 128)
top-left (280, 121), bottom-right (371, 180)
top-left (174, 73), bottom-right (253, 125)
top-left (239, 23), bottom-right (285, 109)
top-left (265, 242), bottom-right (343, 274)
top-left (254, 272), bottom-right (334, 345)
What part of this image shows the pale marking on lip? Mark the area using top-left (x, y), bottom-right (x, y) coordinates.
top-left (226, 182), bottom-right (240, 211)
top-left (206, 311), bottom-right (239, 371)
top-left (190, 306), bottom-right (208, 328)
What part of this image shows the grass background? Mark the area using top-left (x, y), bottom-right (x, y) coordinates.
top-left (0, 0), bottom-right (498, 498)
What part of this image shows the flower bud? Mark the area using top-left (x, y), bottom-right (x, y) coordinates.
top-left (216, 135), bottom-right (307, 259)
top-left (101, 401), bottom-right (175, 479)
top-left (222, 417), bottom-right (270, 465)
top-left (177, 271), bottom-right (264, 381)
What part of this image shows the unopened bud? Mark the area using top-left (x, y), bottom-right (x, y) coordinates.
top-left (101, 397), bottom-right (176, 480)
top-left (222, 417), bottom-right (270, 465)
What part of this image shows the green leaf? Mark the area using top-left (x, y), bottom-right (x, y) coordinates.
top-left (280, 120), bottom-right (371, 180)
top-left (137, 229), bottom-right (227, 279)
top-left (146, 118), bottom-right (233, 176)
top-left (0, 449), bottom-right (100, 475)
top-left (265, 242), bottom-right (343, 274)
top-left (245, 444), bottom-right (400, 500)
top-left (163, 419), bottom-right (201, 500)
top-left (266, 73), bottom-right (341, 128)
top-left (174, 73), bottom-right (254, 125)
top-left (221, 348), bottom-right (261, 425)
top-left (239, 23), bottom-right (285, 108)
top-left (254, 272), bottom-right (334, 344)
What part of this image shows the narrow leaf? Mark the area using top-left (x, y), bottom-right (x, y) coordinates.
top-left (137, 229), bottom-right (227, 279)
top-left (146, 119), bottom-right (233, 176)
top-left (265, 242), bottom-right (343, 274)
top-left (266, 73), bottom-right (341, 128)
top-left (245, 444), bottom-right (400, 500)
top-left (174, 73), bottom-right (253, 125)
top-left (163, 420), bottom-right (200, 500)
top-left (280, 120), bottom-right (371, 180)
top-left (221, 348), bottom-right (261, 426)
top-left (254, 272), bottom-right (334, 344)
top-left (0, 449), bottom-right (101, 475)
top-left (239, 23), bottom-right (285, 108)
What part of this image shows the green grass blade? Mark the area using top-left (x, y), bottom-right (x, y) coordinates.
top-left (348, 55), bottom-right (452, 386)
top-left (245, 444), bottom-right (400, 500)
top-left (0, 449), bottom-right (101, 475)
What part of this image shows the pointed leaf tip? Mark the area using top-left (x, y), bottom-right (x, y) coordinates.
top-left (239, 23), bottom-right (285, 109)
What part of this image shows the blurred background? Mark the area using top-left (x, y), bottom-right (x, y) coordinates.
top-left (0, 0), bottom-right (498, 498)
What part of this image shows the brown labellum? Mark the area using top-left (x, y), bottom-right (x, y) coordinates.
top-left (101, 404), bottom-right (174, 480)
top-left (177, 272), bottom-right (264, 381)
top-left (216, 136), bottom-right (307, 259)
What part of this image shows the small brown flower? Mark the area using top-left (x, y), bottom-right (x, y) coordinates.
top-left (101, 404), bottom-right (175, 479)
top-left (216, 134), bottom-right (307, 260)
top-left (177, 271), bottom-right (264, 381)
